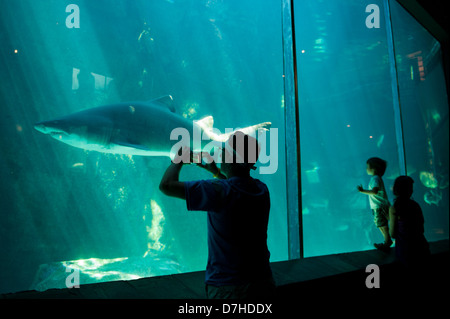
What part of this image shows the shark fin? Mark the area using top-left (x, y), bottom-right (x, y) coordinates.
top-left (149, 95), bottom-right (175, 113)
top-left (194, 116), bottom-right (214, 131)
top-left (202, 121), bottom-right (272, 143)
top-left (235, 122), bottom-right (271, 136)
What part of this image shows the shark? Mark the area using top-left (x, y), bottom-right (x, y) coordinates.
top-left (34, 95), bottom-right (271, 159)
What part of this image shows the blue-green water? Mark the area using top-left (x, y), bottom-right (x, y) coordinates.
top-left (0, 0), bottom-right (448, 294)
top-left (294, 0), bottom-right (449, 257)
top-left (0, 0), bottom-right (287, 293)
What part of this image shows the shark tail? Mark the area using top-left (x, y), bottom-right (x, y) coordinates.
top-left (194, 116), bottom-right (271, 143)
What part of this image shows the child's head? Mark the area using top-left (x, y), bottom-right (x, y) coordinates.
top-left (366, 157), bottom-right (387, 176)
top-left (393, 175), bottom-right (414, 199)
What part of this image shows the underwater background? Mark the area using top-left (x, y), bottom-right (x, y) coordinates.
top-left (294, 0), bottom-right (449, 257)
top-left (0, 0), bottom-right (448, 294)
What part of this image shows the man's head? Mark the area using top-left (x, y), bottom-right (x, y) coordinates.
top-left (220, 131), bottom-right (260, 177)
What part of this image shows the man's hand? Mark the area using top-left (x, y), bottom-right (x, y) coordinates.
top-left (195, 152), bottom-right (219, 174)
top-left (173, 146), bottom-right (193, 165)
top-left (195, 152), bottom-right (227, 179)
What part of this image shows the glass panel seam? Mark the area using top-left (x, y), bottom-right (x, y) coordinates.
top-left (384, 0), bottom-right (407, 175)
top-left (281, 0), bottom-right (302, 259)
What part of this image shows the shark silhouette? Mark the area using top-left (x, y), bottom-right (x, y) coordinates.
top-left (34, 96), bottom-right (271, 159)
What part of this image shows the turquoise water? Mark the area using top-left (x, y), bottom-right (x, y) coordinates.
top-left (0, 0), bottom-right (448, 294)
top-left (0, 0), bottom-right (286, 293)
top-left (294, 0), bottom-right (448, 257)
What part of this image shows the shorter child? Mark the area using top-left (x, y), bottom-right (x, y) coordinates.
top-left (357, 157), bottom-right (392, 251)
top-left (389, 175), bottom-right (430, 268)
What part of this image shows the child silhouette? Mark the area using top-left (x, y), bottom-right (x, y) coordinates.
top-left (357, 157), bottom-right (392, 251)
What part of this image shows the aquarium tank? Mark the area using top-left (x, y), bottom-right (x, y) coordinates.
top-left (0, 0), bottom-right (448, 294)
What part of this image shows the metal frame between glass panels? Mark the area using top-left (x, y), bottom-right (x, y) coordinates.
top-left (281, 0), bottom-right (302, 259)
top-left (384, 0), bottom-right (407, 176)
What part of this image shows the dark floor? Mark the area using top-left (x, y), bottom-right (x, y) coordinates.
top-left (2, 240), bottom-right (448, 300)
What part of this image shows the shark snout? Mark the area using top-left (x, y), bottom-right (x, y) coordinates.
top-left (34, 120), bottom-right (65, 135)
top-left (34, 121), bottom-right (49, 134)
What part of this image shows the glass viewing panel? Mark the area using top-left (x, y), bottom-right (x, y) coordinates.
top-left (294, 0), bottom-right (448, 257)
top-left (390, 0), bottom-right (449, 241)
top-left (294, 0), bottom-right (402, 257)
top-left (0, 0), bottom-right (287, 294)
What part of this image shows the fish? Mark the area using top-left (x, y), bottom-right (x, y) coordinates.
top-left (419, 171), bottom-right (438, 189)
top-left (376, 134), bottom-right (384, 148)
top-left (424, 189), bottom-right (442, 206)
top-left (34, 95), bottom-right (271, 159)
